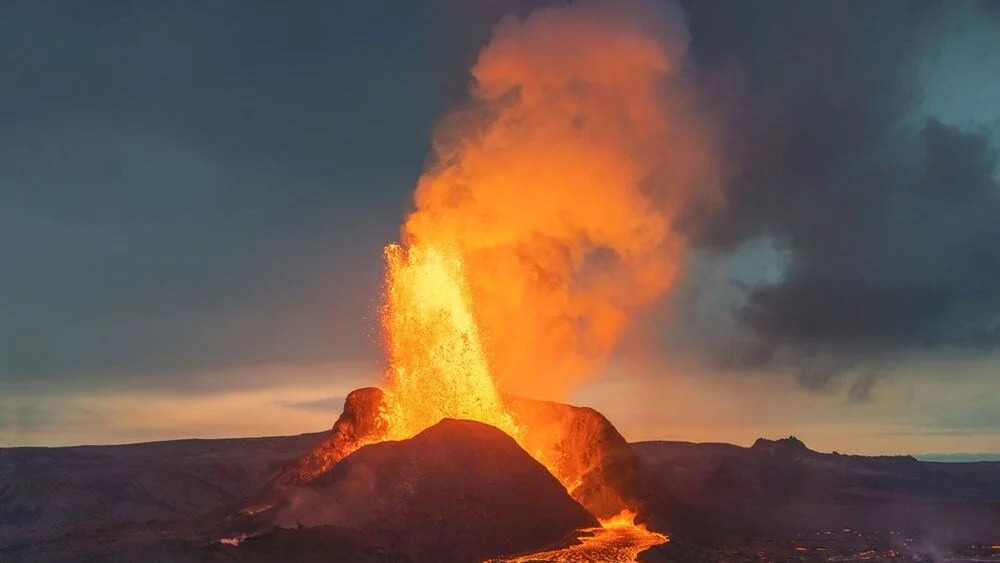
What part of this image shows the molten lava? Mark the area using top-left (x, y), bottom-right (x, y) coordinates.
top-left (488, 511), bottom-right (668, 563)
top-left (380, 242), bottom-right (518, 441)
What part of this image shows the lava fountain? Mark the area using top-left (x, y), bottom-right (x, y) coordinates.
top-left (379, 243), bottom-right (518, 442)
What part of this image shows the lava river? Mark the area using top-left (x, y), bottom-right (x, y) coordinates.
top-left (486, 511), bottom-right (668, 563)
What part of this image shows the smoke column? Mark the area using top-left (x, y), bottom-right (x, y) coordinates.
top-left (400, 0), bottom-right (720, 399)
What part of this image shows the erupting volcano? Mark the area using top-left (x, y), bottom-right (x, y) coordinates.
top-left (8, 0), bottom-right (1000, 562)
top-left (224, 0), bottom-right (722, 561)
top-left (246, 0), bottom-right (719, 560)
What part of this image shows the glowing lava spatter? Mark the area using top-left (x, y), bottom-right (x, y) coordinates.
top-left (380, 243), bottom-right (519, 442)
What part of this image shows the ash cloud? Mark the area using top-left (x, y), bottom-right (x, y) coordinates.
top-left (673, 0), bottom-right (1000, 387)
top-left (403, 0), bottom-right (722, 399)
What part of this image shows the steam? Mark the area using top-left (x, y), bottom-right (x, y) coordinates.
top-left (401, 0), bottom-right (720, 398)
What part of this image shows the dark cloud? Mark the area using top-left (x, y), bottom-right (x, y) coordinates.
top-left (738, 120), bottom-right (1000, 348)
top-left (0, 0), bottom-right (522, 389)
top-left (673, 0), bottom-right (1000, 387)
top-left (3, 0), bottom-right (999, 399)
top-left (847, 371), bottom-right (878, 403)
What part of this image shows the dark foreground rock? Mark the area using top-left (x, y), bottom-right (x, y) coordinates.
top-left (211, 526), bottom-right (415, 562)
top-left (249, 418), bottom-right (596, 563)
top-left (634, 437), bottom-right (1000, 549)
top-left (8, 402), bottom-right (998, 562)
top-left (0, 432), bottom-right (322, 551)
top-left (2, 419), bottom-right (594, 563)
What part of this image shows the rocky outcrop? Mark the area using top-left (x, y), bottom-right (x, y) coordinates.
top-left (261, 387), bottom-right (388, 497)
top-left (504, 395), bottom-right (648, 520)
top-left (749, 436), bottom-right (810, 455)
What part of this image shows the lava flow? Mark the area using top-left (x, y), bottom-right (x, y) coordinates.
top-left (488, 511), bottom-right (668, 563)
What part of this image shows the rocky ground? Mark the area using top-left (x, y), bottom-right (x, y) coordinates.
top-left (635, 437), bottom-right (1000, 562)
top-left (0, 432), bottom-right (322, 548)
top-left (2, 420), bottom-right (998, 562)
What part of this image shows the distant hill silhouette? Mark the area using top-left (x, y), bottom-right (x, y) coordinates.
top-left (634, 436), bottom-right (1000, 545)
top-left (749, 435), bottom-right (810, 454)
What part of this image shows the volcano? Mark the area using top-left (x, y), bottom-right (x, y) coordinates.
top-left (255, 387), bottom-right (648, 520)
top-left (235, 418), bottom-right (596, 563)
top-left (0, 394), bottom-right (666, 563)
top-left (224, 388), bottom-right (660, 562)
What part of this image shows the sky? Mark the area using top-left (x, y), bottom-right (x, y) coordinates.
top-left (1, 0), bottom-right (998, 455)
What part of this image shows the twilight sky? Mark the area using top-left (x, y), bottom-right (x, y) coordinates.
top-left (2, 0), bottom-right (998, 454)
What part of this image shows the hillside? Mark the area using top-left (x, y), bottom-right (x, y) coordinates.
top-left (0, 432), bottom-right (323, 549)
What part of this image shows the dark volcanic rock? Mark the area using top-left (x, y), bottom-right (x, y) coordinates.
top-left (750, 435), bottom-right (810, 455)
top-left (3, 419), bottom-right (595, 562)
top-left (0, 432), bottom-right (322, 552)
top-left (266, 387), bottom-right (389, 493)
top-left (211, 526), bottom-right (414, 563)
top-left (262, 418), bottom-right (597, 563)
top-left (633, 437), bottom-right (1000, 544)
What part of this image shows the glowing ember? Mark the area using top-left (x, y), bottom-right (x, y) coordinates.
top-left (486, 510), bottom-right (668, 563)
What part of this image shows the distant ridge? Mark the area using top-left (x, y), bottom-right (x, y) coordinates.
top-left (915, 452), bottom-right (1000, 462)
top-left (633, 436), bottom-right (1000, 543)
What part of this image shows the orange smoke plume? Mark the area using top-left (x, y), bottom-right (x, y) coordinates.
top-left (399, 0), bottom-right (720, 399)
